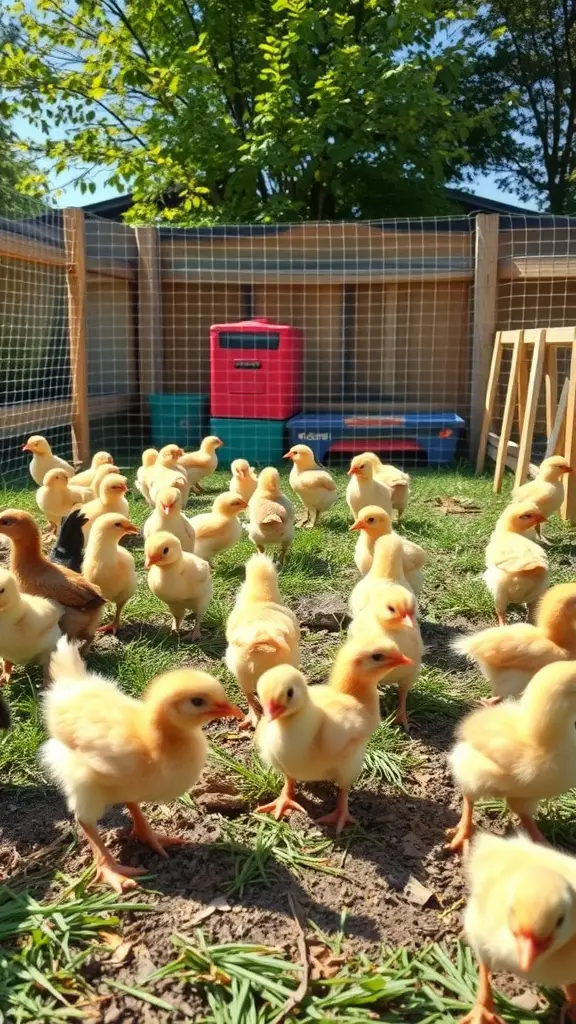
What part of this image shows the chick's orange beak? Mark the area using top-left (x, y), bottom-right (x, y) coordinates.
top-left (162, 504), bottom-right (174, 515)
top-left (212, 701), bottom-right (244, 720)
top-left (393, 653), bottom-right (414, 668)
top-left (533, 513), bottom-right (547, 525)
top-left (283, 451), bottom-right (294, 460)
top-left (347, 467), bottom-right (357, 477)
top-left (515, 933), bottom-right (547, 972)
top-left (215, 439), bottom-right (224, 448)
top-left (349, 520), bottom-right (363, 531)
top-left (22, 444), bottom-right (32, 452)
top-left (401, 613), bottom-right (416, 628)
top-left (145, 554), bottom-right (161, 568)
top-left (123, 522), bottom-right (140, 535)
top-left (265, 700), bottom-right (285, 721)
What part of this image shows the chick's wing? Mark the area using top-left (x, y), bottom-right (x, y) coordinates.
top-left (50, 687), bottom-right (143, 776)
top-left (40, 563), bottom-right (105, 608)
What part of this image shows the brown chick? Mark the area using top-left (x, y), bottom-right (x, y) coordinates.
top-left (229, 458), bottom-right (258, 502)
top-left (461, 832), bottom-right (576, 1024)
top-left (350, 505), bottom-right (426, 592)
top-left (247, 467), bottom-right (294, 564)
top-left (70, 452), bottom-right (115, 489)
top-left (82, 514), bottom-right (140, 635)
top-left (453, 582), bottom-right (576, 703)
top-left (0, 510), bottom-right (104, 648)
top-left (225, 553), bottom-right (300, 728)
top-left (178, 435), bottom-right (223, 494)
top-left (36, 468), bottom-right (92, 535)
top-left (447, 661), bottom-right (576, 854)
top-left (23, 434), bottom-right (74, 486)
top-left (348, 582), bottom-right (422, 729)
top-left (41, 638), bottom-right (243, 892)
top-left (81, 474), bottom-right (130, 539)
top-left (255, 636), bottom-right (413, 832)
top-left (484, 502), bottom-right (549, 626)
top-left (188, 492), bottom-right (247, 563)
top-left (136, 448), bottom-right (159, 506)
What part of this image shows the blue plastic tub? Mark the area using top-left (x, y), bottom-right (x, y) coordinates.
top-left (147, 394), bottom-right (209, 448)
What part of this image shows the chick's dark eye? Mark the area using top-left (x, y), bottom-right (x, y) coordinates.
top-left (190, 697), bottom-right (204, 707)
top-left (386, 605), bottom-right (396, 614)
top-left (286, 687), bottom-right (294, 700)
top-left (371, 653), bottom-right (385, 663)
top-left (557, 914), bottom-right (565, 928)
top-left (163, 546), bottom-right (169, 555)
top-left (0, 587), bottom-right (4, 594)
top-left (367, 517), bottom-right (374, 524)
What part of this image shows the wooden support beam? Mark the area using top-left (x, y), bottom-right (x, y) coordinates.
top-left (562, 339), bottom-right (576, 521)
top-left (487, 433), bottom-right (539, 478)
top-left (514, 328), bottom-right (547, 488)
top-left (499, 256), bottom-right (576, 281)
top-left (136, 227), bottom-right (163, 397)
top-left (545, 346), bottom-right (558, 439)
top-left (160, 269), bottom-right (474, 285)
top-left (0, 394), bottom-right (134, 437)
top-left (63, 208), bottom-right (90, 466)
top-left (470, 214), bottom-right (500, 460)
top-left (0, 229), bottom-right (66, 267)
top-left (494, 331), bottom-right (523, 492)
top-left (475, 331), bottom-right (503, 473)
top-left (546, 377), bottom-right (569, 459)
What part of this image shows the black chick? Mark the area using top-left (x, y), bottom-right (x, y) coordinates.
top-left (0, 694), bottom-right (11, 730)
top-left (50, 509), bottom-right (87, 573)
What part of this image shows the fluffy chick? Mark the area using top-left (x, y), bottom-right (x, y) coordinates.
top-left (0, 510), bottom-right (104, 648)
top-left (41, 638), bottom-right (242, 891)
top-left (283, 444), bottom-right (338, 527)
top-left (247, 467), bottom-right (294, 564)
top-left (178, 435), bottom-right (223, 494)
top-left (145, 532), bottom-right (212, 639)
top-left (348, 583), bottom-right (422, 729)
top-left (90, 462), bottom-right (120, 499)
top-left (484, 502), bottom-right (549, 626)
top-left (229, 458), bottom-right (259, 502)
top-left (188, 492), bottom-right (247, 563)
top-left (135, 448), bottom-right (159, 507)
top-left (81, 474), bottom-right (130, 539)
top-left (148, 445), bottom-right (189, 506)
top-left (143, 486), bottom-right (196, 553)
top-left (349, 534), bottom-right (414, 619)
top-left (70, 452), bottom-right (115, 489)
top-left (23, 435), bottom-right (74, 486)
top-left (225, 553), bottom-right (300, 728)
top-left (350, 505), bottom-right (426, 592)
top-left (363, 454), bottom-right (411, 520)
top-left (447, 661), bottom-right (576, 853)
top-left (346, 453), bottom-right (393, 519)
top-left (82, 514), bottom-right (139, 635)
top-left (512, 455), bottom-right (574, 522)
top-left (36, 469), bottom-right (92, 535)
top-left (255, 636), bottom-right (413, 832)
top-left (453, 582), bottom-right (576, 703)
top-left (0, 567), bottom-right (62, 684)
top-left (462, 832), bottom-right (576, 1024)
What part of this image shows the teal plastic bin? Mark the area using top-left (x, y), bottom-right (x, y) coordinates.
top-left (148, 394), bottom-right (209, 448)
top-left (210, 417), bottom-right (287, 466)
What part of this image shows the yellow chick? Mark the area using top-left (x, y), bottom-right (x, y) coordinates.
top-left (447, 661), bottom-right (576, 853)
top-left (453, 582), bottom-right (576, 703)
top-left (511, 455), bottom-right (574, 522)
top-left (82, 514), bottom-right (139, 635)
top-left (283, 444), bottom-right (338, 528)
top-left (70, 452), bottom-right (115, 489)
top-left (36, 469), bottom-right (92, 535)
top-left (145, 531), bottom-right (212, 639)
top-left (462, 832), bottom-right (576, 1024)
top-left (225, 553), bottom-right (300, 728)
top-left (350, 505), bottom-right (426, 592)
top-left (148, 445), bottom-right (189, 506)
top-left (255, 636), bottom-right (413, 832)
top-left (484, 502), bottom-right (549, 626)
top-left (247, 467), bottom-right (294, 564)
top-left (229, 458), bottom-right (259, 502)
top-left (81, 474), bottom-right (130, 539)
top-left (90, 462), bottom-right (120, 499)
top-left (346, 453), bottom-right (393, 520)
top-left (348, 582), bottom-right (422, 729)
top-left (135, 448), bottom-right (159, 507)
top-left (349, 534), bottom-right (414, 619)
top-left (23, 434), bottom-right (74, 486)
top-left (178, 435), bottom-right (223, 494)
top-left (143, 486), bottom-right (196, 553)
top-left (0, 567), bottom-right (62, 684)
top-left (40, 637), bottom-right (243, 892)
top-left (363, 454), bottom-right (411, 520)
top-left (188, 492), bottom-right (247, 563)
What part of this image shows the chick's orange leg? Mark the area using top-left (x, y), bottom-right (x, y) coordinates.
top-left (238, 695), bottom-right (261, 731)
top-left (446, 795), bottom-right (475, 853)
top-left (0, 660), bottom-right (13, 685)
top-left (497, 612), bottom-right (506, 627)
top-left (97, 603), bottom-right (125, 636)
top-left (256, 778), bottom-right (306, 820)
top-left (394, 688), bottom-right (410, 731)
top-left (459, 963), bottom-right (504, 1024)
top-left (79, 820), bottom-right (145, 893)
top-left (517, 813), bottom-right (546, 844)
top-left (125, 803), bottom-right (186, 858)
top-left (316, 789), bottom-right (357, 834)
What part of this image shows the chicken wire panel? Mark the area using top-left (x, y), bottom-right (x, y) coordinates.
top-left (0, 204), bottom-right (71, 481)
top-left (494, 214), bottom-right (576, 452)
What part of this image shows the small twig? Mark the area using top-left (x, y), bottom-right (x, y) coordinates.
top-left (271, 894), bottom-right (310, 1024)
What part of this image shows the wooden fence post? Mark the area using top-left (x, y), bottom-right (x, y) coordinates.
top-left (470, 213), bottom-right (500, 461)
top-left (135, 227), bottom-right (163, 398)
top-left (562, 337), bottom-right (576, 521)
top-left (63, 207), bottom-right (90, 465)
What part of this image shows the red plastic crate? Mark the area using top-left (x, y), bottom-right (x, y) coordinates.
top-left (210, 317), bottom-right (303, 420)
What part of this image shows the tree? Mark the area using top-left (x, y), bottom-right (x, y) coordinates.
top-left (0, 13), bottom-right (47, 215)
top-left (462, 0), bottom-right (576, 213)
top-left (0, 0), bottom-right (501, 223)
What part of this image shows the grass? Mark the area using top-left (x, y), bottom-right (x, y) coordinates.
top-left (1, 461), bottom-right (575, 1021)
